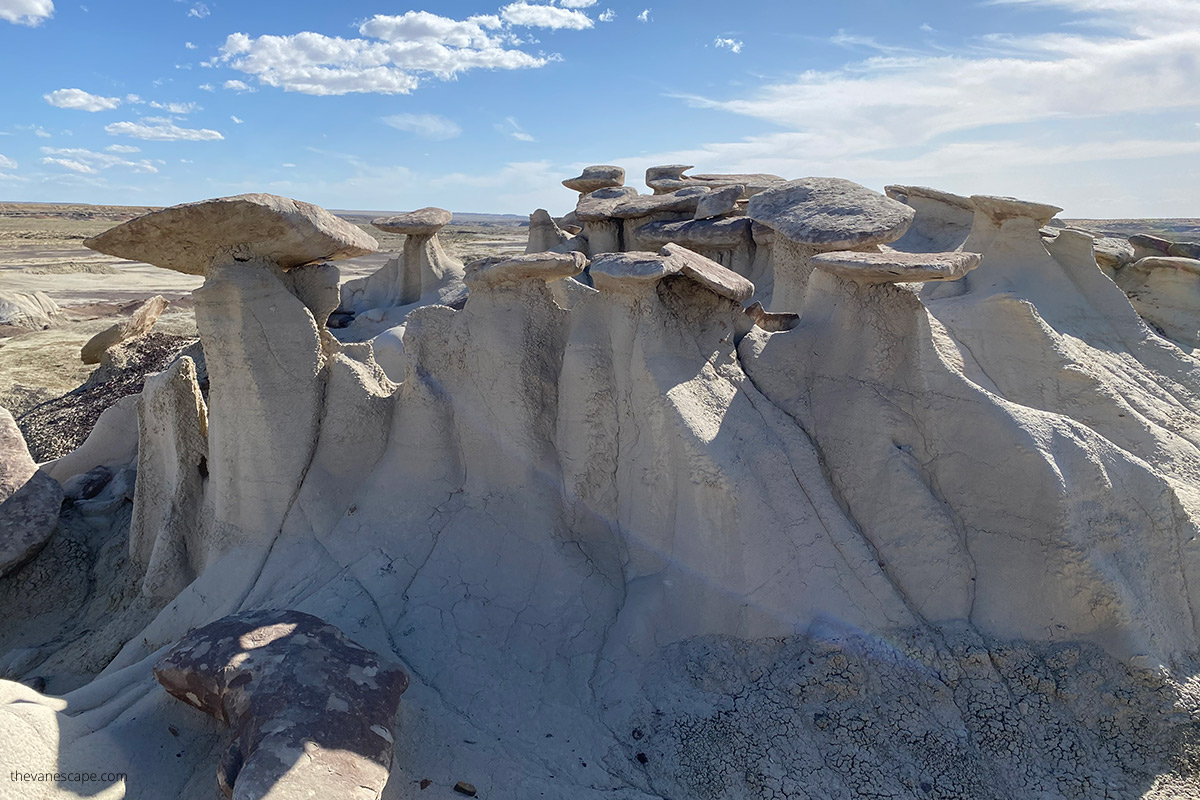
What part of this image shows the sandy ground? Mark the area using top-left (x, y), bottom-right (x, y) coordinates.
top-left (0, 203), bottom-right (527, 414)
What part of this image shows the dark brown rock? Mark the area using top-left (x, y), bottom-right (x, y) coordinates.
top-left (153, 610), bottom-right (409, 800)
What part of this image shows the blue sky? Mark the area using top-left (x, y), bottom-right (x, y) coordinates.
top-left (0, 0), bottom-right (1197, 217)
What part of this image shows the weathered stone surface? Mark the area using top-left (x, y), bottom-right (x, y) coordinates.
top-left (465, 251), bottom-right (587, 289)
top-left (562, 165), bottom-right (625, 194)
top-left (0, 290), bottom-right (61, 331)
top-left (1129, 233), bottom-right (1173, 260)
top-left (744, 301), bottom-right (799, 332)
top-left (576, 186), bottom-right (640, 222)
top-left (609, 188), bottom-right (711, 220)
top-left (371, 207), bottom-right (452, 237)
top-left (748, 178), bottom-right (916, 249)
top-left (970, 195), bottom-right (1063, 226)
top-left (1128, 256), bottom-right (1200, 275)
top-left (84, 193), bottom-right (378, 276)
top-left (1168, 241), bottom-right (1200, 260)
top-left (694, 184), bottom-right (744, 220)
top-left (154, 610), bottom-right (409, 800)
top-left (810, 250), bottom-right (982, 284)
top-left (589, 252), bottom-right (679, 292)
top-left (1088, 234), bottom-right (1136, 271)
top-left (661, 243), bottom-right (754, 302)
top-left (527, 209), bottom-right (571, 254)
top-left (80, 295), bottom-right (169, 364)
top-left (646, 165), bottom-right (784, 197)
top-left (0, 408), bottom-right (63, 577)
top-left (885, 184), bottom-right (974, 211)
top-left (635, 217), bottom-right (753, 249)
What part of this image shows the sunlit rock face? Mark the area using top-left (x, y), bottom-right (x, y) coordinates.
top-left (3, 181), bottom-right (1200, 800)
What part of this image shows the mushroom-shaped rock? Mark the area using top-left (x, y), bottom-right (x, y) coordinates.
top-left (645, 165), bottom-right (695, 194)
top-left (748, 178), bottom-right (916, 311)
top-left (810, 250), bottom-right (981, 285)
top-left (372, 206), bottom-right (452, 237)
top-left (660, 243), bottom-right (754, 302)
top-left (0, 408), bottom-right (63, 577)
top-left (562, 165), bottom-right (625, 194)
top-left (609, 188), bottom-right (712, 220)
top-left (154, 610), bottom-right (409, 800)
top-left (465, 251), bottom-right (587, 289)
top-left (589, 251), bottom-right (679, 292)
top-left (694, 184), bottom-right (744, 220)
top-left (80, 295), bottom-right (169, 364)
top-left (84, 193), bottom-right (378, 275)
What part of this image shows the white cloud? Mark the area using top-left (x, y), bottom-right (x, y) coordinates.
top-left (33, 128), bottom-right (51, 138)
top-left (598, 8), bottom-right (615, 22)
top-left (0, 0), bottom-right (53, 26)
top-left (0, 154), bottom-right (17, 169)
top-left (219, 10), bottom-right (560, 96)
top-left (198, 83), bottom-right (214, 91)
top-left (230, 115), bottom-right (243, 123)
top-left (187, 2), bottom-right (208, 19)
top-left (281, 162), bottom-right (295, 167)
top-left (556, 0), bottom-right (597, 6)
top-left (105, 118), bottom-right (224, 141)
top-left (920, 23), bottom-right (934, 33)
top-left (382, 113), bottom-right (462, 140)
top-left (125, 93), bottom-right (144, 104)
top-left (185, 41), bottom-right (196, 49)
top-left (637, 8), bottom-right (650, 22)
top-left (500, 2), bottom-right (593, 30)
top-left (496, 115), bottom-right (534, 141)
top-left (40, 146), bottom-right (158, 174)
top-left (714, 37), bottom-right (743, 53)
top-left (105, 144), bottom-right (140, 153)
top-left (44, 88), bottom-right (121, 112)
top-left (150, 100), bottom-right (201, 114)
top-left (223, 79), bottom-right (253, 92)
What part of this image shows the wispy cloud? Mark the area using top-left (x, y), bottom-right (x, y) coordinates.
top-left (382, 112), bottom-right (462, 140)
top-left (598, 8), bottom-right (615, 22)
top-left (637, 9), bottom-right (650, 22)
top-left (714, 37), bottom-right (743, 53)
top-left (41, 146), bottom-right (158, 174)
top-left (187, 2), bottom-right (208, 19)
top-left (149, 100), bottom-right (201, 114)
top-left (44, 88), bottom-right (121, 112)
top-left (0, 154), bottom-right (17, 169)
top-left (495, 116), bottom-right (534, 141)
top-left (500, 2), bottom-right (592, 29)
top-left (105, 117), bottom-right (224, 141)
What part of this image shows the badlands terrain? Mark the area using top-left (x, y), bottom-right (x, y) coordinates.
top-left (2, 170), bottom-right (1200, 800)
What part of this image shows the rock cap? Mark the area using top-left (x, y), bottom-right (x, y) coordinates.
top-left (372, 207), bottom-right (453, 236)
top-left (465, 251), bottom-right (587, 288)
top-left (636, 217), bottom-right (752, 249)
top-left (1127, 256), bottom-right (1200, 276)
top-left (563, 165), bottom-right (626, 194)
top-left (576, 186), bottom-right (640, 222)
top-left (810, 250), bottom-right (982, 284)
top-left (884, 184), bottom-right (974, 211)
top-left (84, 193), bottom-right (378, 276)
top-left (970, 195), bottom-right (1063, 226)
top-left (748, 177), bottom-right (915, 250)
top-left (695, 184), bottom-right (744, 220)
top-left (660, 243), bottom-right (755, 302)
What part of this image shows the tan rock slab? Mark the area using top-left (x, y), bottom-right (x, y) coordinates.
top-left (84, 193), bottom-right (378, 275)
top-left (810, 250), bottom-right (982, 284)
top-left (465, 251), bottom-right (587, 288)
top-left (563, 165), bottom-right (625, 194)
top-left (970, 195), bottom-right (1063, 226)
top-left (80, 295), bottom-right (169, 364)
top-left (372, 207), bottom-right (453, 236)
top-left (661, 243), bottom-right (754, 302)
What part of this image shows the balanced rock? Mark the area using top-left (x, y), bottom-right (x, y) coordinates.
top-left (660, 243), bottom-right (754, 302)
top-left (84, 193), bottom-right (378, 275)
top-left (609, 188), bottom-right (712, 220)
top-left (1129, 233), bottom-right (1173, 260)
top-left (154, 610), bottom-right (409, 800)
top-left (748, 178), bottom-right (915, 249)
top-left (0, 408), bottom-right (63, 577)
top-left (646, 165), bottom-right (784, 197)
top-left (970, 195), bottom-right (1063, 227)
top-left (80, 295), bottom-right (169, 364)
top-left (810, 250), bottom-right (982, 284)
top-left (372, 207), bottom-right (452, 237)
top-left (576, 186), bottom-right (641, 222)
top-left (562, 165), bottom-right (625, 194)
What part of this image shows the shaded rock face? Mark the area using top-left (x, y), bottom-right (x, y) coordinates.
top-left (0, 290), bottom-right (61, 332)
top-left (0, 409), bottom-right (63, 577)
top-left (748, 177), bottom-right (915, 249)
top-left (153, 610), bottom-right (409, 800)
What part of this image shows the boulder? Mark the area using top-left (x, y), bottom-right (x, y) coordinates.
top-left (0, 408), bottom-right (63, 577)
top-left (80, 295), bottom-right (169, 364)
top-left (589, 251), bottom-right (680, 292)
top-left (562, 165), bottom-right (625, 194)
top-left (694, 185), bottom-right (744, 220)
top-left (609, 188), bottom-right (711, 220)
top-left (575, 186), bottom-right (640, 222)
top-left (810, 250), bottom-right (982, 284)
top-left (748, 178), bottom-right (916, 250)
top-left (84, 193), bottom-right (378, 276)
top-left (154, 610), bottom-right (409, 800)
